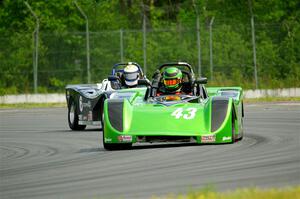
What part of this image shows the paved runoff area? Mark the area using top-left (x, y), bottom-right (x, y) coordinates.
top-left (0, 103), bottom-right (300, 199)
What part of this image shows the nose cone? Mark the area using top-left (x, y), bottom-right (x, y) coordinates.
top-left (124, 103), bottom-right (209, 136)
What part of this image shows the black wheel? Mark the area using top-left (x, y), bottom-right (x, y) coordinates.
top-left (231, 110), bottom-right (236, 143)
top-left (236, 117), bottom-right (244, 141)
top-left (235, 102), bottom-right (244, 141)
top-left (68, 99), bottom-right (86, 130)
top-left (238, 102), bottom-right (244, 141)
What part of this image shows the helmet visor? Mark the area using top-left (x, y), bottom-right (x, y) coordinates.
top-left (164, 79), bottom-right (181, 86)
top-left (124, 72), bottom-right (138, 81)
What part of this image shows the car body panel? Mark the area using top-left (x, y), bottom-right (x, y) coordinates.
top-left (65, 62), bottom-right (147, 129)
top-left (103, 88), bottom-right (242, 145)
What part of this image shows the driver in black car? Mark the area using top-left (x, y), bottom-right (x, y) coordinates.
top-left (123, 64), bottom-right (140, 88)
top-left (111, 64), bottom-right (141, 89)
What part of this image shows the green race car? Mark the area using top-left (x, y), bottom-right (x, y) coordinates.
top-left (102, 62), bottom-right (244, 150)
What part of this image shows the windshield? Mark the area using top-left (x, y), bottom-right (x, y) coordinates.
top-left (110, 92), bottom-right (136, 99)
top-left (151, 94), bottom-right (199, 105)
top-left (218, 90), bottom-right (240, 100)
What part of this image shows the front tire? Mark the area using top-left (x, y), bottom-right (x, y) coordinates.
top-left (68, 99), bottom-right (86, 130)
top-left (101, 108), bottom-right (121, 150)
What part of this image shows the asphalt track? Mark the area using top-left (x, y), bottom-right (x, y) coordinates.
top-left (0, 103), bottom-right (299, 199)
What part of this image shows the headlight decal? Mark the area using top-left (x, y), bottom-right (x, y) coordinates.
top-left (211, 97), bottom-right (229, 132)
top-left (107, 99), bottom-right (124, 132)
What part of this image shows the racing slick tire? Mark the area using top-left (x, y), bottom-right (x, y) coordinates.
top-left (231, 109), bottom-right (236, 143)
top-left (68, 99), bottom-right (86, 130)
top-left (237, 102), bottom-right (244, 141)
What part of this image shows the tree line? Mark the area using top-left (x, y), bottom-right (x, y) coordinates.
top-left (0, 0), bottom-right (299, 94)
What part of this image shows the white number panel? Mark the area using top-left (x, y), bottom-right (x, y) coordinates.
top-left (171, 108), bottom-right (197, 120)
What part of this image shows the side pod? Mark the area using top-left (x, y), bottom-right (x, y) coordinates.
top-left (106, 99), bottom-right (124, 132)
top-left (211, 96), bottom-right (231, 132)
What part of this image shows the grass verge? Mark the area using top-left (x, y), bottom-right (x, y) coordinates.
top-left (152, 186), bottom-right (300, 199)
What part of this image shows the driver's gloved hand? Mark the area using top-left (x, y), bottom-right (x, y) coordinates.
top-left (152, 70), bottom-right (161, 79)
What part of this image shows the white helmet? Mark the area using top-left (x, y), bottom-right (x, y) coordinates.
top-left (124, 64), bottom-right (139, 87)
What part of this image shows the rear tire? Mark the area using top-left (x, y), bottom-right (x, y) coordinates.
top-left (68, 99), bottom-right (86, 130)
top-left (238, 102), bottom-right (244, 141)
top-left (237, 113), bottom-right (244, 141)
top-left (231, 110), bottom-right (236, 143)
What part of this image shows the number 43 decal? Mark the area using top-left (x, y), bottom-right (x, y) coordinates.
top-left (171, 108), bottom-right (197, 120)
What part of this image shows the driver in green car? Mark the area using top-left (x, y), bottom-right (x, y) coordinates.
top-left (157, 67), bottom-right (185, 96)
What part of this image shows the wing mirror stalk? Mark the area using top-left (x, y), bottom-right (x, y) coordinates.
top-left (194, 77), bottom-right (207, 84)
top-left (108, 75), bottom-right (120, 82)
top-left (138, 79), bottom-right (152, 100)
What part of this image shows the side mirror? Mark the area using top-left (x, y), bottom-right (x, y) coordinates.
top-left (108, 75), bottom-right (119, 82)
top-left (138, 79), bottom-right (151, 86)
top-left (138, 79), bottom-right (152, 101)
top-left (195, 77), bottom-right (207, 84)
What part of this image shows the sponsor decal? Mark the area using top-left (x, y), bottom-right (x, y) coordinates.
top-left (118, 135), bottom-right (132, 142)
top-left (88, 111), bottom-right (93, 121)
top-left (222, 136), bottom-right (232, 141)
top-left (201, 134), bottom-right (216, 143)
top-left (105, 138), bottom-right (112, 142)
top-left (79, 96), bottom-right (83, 112)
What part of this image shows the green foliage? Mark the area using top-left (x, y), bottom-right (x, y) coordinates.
top-left (0, 86), bottom-right (18, 95)
top-left (0, 0), bottom-right (299, 94)
top-left (49, 77), bottom-right (64, 90)
top-left (151, 186), bottom-right (300, 199)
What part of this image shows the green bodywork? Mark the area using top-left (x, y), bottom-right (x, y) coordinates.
top-left (103, 87), bottom-right (243, 146)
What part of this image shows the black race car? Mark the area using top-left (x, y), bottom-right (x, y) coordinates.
top-left (66, 62), bottom-right (147, 130)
